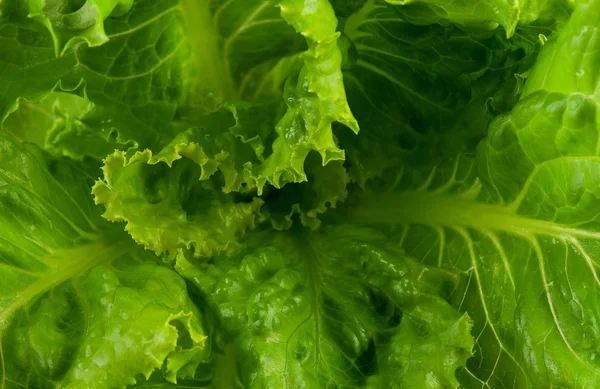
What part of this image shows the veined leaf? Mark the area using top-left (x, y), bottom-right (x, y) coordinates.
top-left (386, 0), bottom-right (573, 36)
top-left (349, 2), bottom-right (600, 385)
top-left (1, 0), bottom-right (358, 192)
top-left (0, 0), bottom-right (191, 156)
top-left (175, 226), bottom-right (473, 388)
top-left (0, 136), bottom-right (207, 387)
top-left (338, 0), bottom-right (547, 186)
top-left (0, 0), bottom-right (134, 56)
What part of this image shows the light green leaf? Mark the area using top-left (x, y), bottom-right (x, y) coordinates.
top-left (0, 135), bottom-right (207, 388)
top-left (1, 0), bottom-right (358, 194)
top-left (89, 0), bottom-right (362, 247)
top-left (92, 93), bottom-right (353, 247)
top-left (181, 0), bottom-right (305, 102)
top-left (92, 141), bottom-right (264, 258)
top-left (349, 2), bottom-right (600, 386)
top-left (0, 0), bottom-right (134, 56)
top-left (257, 0), bottom-right (359, 188)
top-left (172, 96), bottom-right (280, 193)
top-left (386, 0), bottom-right (573, 36)
top-left (3, 259), bottom-right (208, 389)
top-left (521, 0), bottom-right (600, 98)
top-left (3, 91), bottom-right (135, 160)
top-left (0, 22), bottom-right (80, 124)
top-left (175, 226), bottom-right (473, 388)
top-left (0, 0), bottom-right (191, 156)
top-left (2, 100), bottom-right (59, 156)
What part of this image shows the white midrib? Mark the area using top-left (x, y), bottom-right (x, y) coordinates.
top-left (0, 241), bottom-right (127, 327)
top-left (355, 191), bottom-right (600, 240)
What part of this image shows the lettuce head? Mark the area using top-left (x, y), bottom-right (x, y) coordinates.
top-left (1, 0), bottom-right (599, 387)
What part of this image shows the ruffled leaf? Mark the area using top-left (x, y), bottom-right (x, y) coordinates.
top-left (257, 0), bottom-right (359, 188)
top-left (175, 225), bottom-right (473, 388)
top-left (0, 135), bottom-right (207, 387)
top-left (93, 144), bottom-right (264, 258)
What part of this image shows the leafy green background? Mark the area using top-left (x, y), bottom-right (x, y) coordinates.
top-left (1, 0), bottom-right (599, 387)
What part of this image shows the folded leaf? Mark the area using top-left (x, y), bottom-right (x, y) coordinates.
top-left (92, 141), bottom-right (264, 258)
top-left (387, 0), bottom-right (573, 36)
top-left (0, 0), bottom-right (190, 156)
top-left (522, 0), bottom-right (600, 98)
top-left (3, 91), bottom-right (136, 160)
top-left (0, 0), bottom-right (134, 56)
top-left (181, 0), bottom-right (305, 101)
top-left (349, 1), bottom-right (600, 385)
top-left (0, 136), bottom-right (206, 387)
top-left (338, 1), bottom-right (546, 186)
top-left (175, 226), bottom-right (473, 388)
top-left (264, 153), bottom-right (349, 230)
top-left (1, 0), bottom-right (358, 190)
top-left (256, 0), bottom-right (359, 188)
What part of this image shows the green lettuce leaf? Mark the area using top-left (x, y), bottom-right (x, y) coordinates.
top-left (337, 0), bottom-right (547, 186)
top-left (0, 0), bottom-right (190, 157)
top-left (171, 0), bottom-right (360, 189)
top-left (2, 91), bottom-right (136, 160)
top-left (263, 154), bottom-right (349, 230)
top-left (1, 0), bottom-right (358, 191)
top-left (386, 0), bottom-right (573, 36)
top-left (3, 0), bottom-right (599, 387)
top-left (348, 1), bottom-right (600, 385)
top-left (255, 0), bottom-right (358, 188)
top-left (0, 0), bottom-right (134, 56)
top-left (92, 138), bottom-right (264, 258)
top-left (89, 0), bottom-right (364, 251)
top-left (0, 135), bottom-right (207, 387)
top-left (175, 225), bottom-right (473, 388)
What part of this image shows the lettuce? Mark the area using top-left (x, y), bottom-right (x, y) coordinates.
top-left (0, 0), bottom-right (598, 387)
